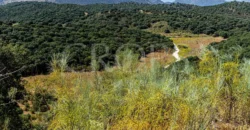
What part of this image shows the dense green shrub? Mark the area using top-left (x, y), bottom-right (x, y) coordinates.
top-left (0, 45), bottom-right (31, 129)
top-left (1, 2), bottom-right (250, 74)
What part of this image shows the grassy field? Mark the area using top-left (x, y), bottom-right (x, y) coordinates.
top-left (145, 21), bottom-right (224, 58)
top-left (171, 37), bottom-right (224, 58)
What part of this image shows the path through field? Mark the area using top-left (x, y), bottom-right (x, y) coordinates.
top-left (173, 44), bottom-right (181, 62)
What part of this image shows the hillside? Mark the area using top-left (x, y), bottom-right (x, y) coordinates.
top-left (194, 1), bottom-right (250, 17)
top-left (0, 2), bottom-right (250, 74)
top-left (175, 0), bottom-right (226, 6)
top-left (3, 0), bottom-right (250, 6)
top-left (0, 0), bottom-right (164, 5)
top-left (2, 2), bottom-right (250, 129)
top-left (55, 0), bottom-right (164, 4)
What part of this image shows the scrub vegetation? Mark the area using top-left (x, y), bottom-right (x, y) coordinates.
top-left (1, 1), bottom-right (250, 129)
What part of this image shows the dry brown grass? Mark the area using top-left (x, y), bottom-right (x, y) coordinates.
top-left (23, 71), bottom-right (98, 95)
top-left (171, 36), bottom-right (224, 57)
top-left (139, 50), bottom-right (175, 67)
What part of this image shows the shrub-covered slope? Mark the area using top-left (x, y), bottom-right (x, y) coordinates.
top-left (0, 2), bottom-right (250, 73)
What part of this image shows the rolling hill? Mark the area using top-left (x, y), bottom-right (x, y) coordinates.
top-left (174, 0), bottom-right (226, 6)
top-left (2, 2), bottom-right (250, 129)
top-left (0, 0), bottom-right (164, 5)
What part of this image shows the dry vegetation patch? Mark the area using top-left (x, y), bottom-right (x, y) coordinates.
top-left (145, 21), bottom-right (225, 59)
top-left (171, 36), bottom-right (224, 57)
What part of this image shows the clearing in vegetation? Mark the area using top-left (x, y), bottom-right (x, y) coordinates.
top-left (171, 36), bottom-right (224, 58)
top-left (145, 21), bottom-right (224, 61)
